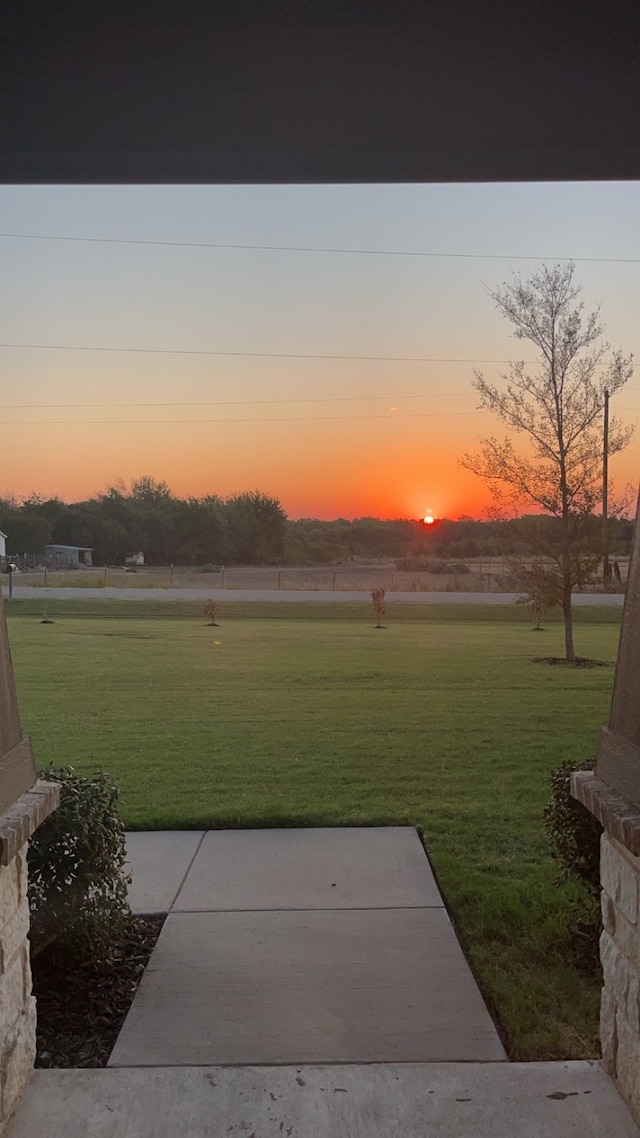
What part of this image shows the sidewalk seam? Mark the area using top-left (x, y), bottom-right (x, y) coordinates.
top-left (169, 903), bottom-right (446, 914)
top-left (167, 832), bottom-right (207, 912)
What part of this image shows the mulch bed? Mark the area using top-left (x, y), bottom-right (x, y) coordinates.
top-left (32, 915), bottom-right (164, 1068)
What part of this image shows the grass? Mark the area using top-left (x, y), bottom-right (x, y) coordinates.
top-left (6, 602), bottom-right (620, 1062)
top-left (3, 596), bottom-right (624, 623)
top-left (9, 572), bottom-right (177, 590)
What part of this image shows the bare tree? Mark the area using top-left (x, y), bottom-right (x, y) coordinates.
top-left (461, 263), bottom-right (633, 661)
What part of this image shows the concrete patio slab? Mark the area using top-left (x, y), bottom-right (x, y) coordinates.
top-left (173, 826), bottom-right (441, 911)
top-left (8, 1062), bottom-right (640, 1138)
top-left (124, 831), bottom-right (204, 914)
top-left (109, 908), bottom-right (506, 1066)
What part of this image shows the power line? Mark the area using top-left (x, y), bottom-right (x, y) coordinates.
top-left (0, 342), bottom-right (527, 364)
top-left (1, 231), bottom-right (639, 264)
top-left (6, 408), bottom-right (638, 427)
top-left (1, 409), bottom-right (489, 426)
top-left (7, 402), bottom-right (636, 422)
top-left (0, 393), bottom-right (470, 409)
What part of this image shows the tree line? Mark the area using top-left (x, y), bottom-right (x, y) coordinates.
top-left (0, 479), bottom-right (633, 568)
top-left (0, 480), bottom-right (287, 567)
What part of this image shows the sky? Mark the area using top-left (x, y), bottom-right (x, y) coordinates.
top-left (0, 182), bottom-right (639, 521)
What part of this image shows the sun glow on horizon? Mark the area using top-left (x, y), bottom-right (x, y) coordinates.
top-left (1, 184), bottom-right (638, 522)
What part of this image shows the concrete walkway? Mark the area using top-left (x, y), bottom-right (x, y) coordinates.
top-left (114, 828), bottom-right (506, 1066)
top-left (8, 827), bottom-right (640, 1137)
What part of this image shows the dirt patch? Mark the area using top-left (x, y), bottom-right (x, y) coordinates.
top-left (33, 915), bottom-right (164, 1068)
top-left (532, 656), bottom-right (612, 668)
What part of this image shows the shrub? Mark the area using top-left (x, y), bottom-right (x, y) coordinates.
top-left (204, 598), bottom-right (220, 625)
top-left (543, 758), bottom-right (603, 972)
top-left (371, 586), bottom-right (386, 628)
top-left (28, 767), bottom-right (133, 967)
top-left (543, 759), bottom-right (602, 899)
top-left (513, 558), bottom-right (563, 630)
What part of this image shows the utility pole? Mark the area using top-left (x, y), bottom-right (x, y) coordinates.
top-left (603, 388), bottom-right (610, 586)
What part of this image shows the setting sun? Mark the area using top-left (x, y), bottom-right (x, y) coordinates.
top-left (423, 512), bottom-right (435, 525)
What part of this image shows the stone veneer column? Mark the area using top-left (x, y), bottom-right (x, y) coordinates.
top-left (572, 772), bottom-right (640, 1125)
top-left (571, 491), bottom-right (640, 1123)
top-left (0, 844), bottom-right (35, 1128)
top-left (0, 783), bottom-right (58, 1133)
top-left (600, 832), bottom-right (640, 1120)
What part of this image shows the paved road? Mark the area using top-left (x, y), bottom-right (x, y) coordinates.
top-left (9, 586), bottom-right (625, 605)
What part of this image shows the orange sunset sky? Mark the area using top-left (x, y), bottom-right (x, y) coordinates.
top-left (1, 183), bottom-right (639, 520)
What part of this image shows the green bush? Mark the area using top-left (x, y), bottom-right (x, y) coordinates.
top-left (28, 766), bottom-right (133, 967)
top-left (543, 758), bottom-right (603, 972)
top-left (543, 759), bottom-right (602, 899)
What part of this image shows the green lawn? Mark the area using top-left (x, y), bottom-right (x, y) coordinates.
top-left (7, 602), bottom-right (620, 1062)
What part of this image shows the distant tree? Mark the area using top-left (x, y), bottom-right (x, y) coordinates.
top-left (461, 263), bottom-right (633, 661)
top-left (194, 496), bottom-right (230, 565)
top-left (99, 486), bottom-right (144, 546)
top-left (0, 506), bottom-right (51, 556)
top-left (51, 507), bottom-right (100, 552)
top-left (123, 477), bottom-right (179, 564)
top-left (203, 599), bottom-right (220, 626)
top-left (371, 586), bottom-right (386, 628)
top-left (21, 495), bottom-right (67, 526)
top-left (225, 491), bottom-right (287, 564)
top-left (52, 507), bottom-right (131, 565)
top-left (129, 475), bottom-right (173, 504)
top-left (513, 558), bottom-right (562, 630)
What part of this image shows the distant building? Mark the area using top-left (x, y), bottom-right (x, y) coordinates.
top-left (46, 544), bottom-right (93, 569)
top-left (0, 532), bottom-right (6, 563)
top-left (125, 551), bottom-right (144, 566)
